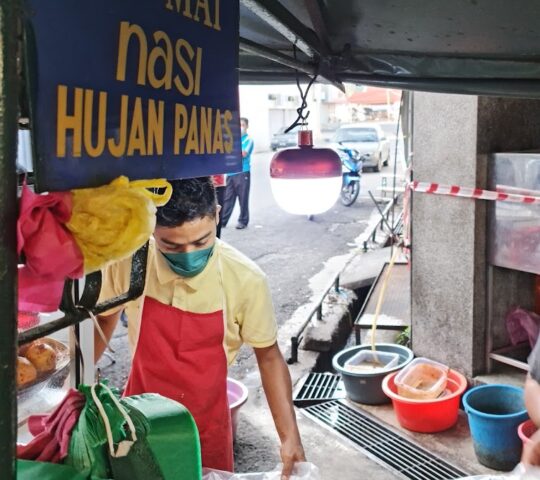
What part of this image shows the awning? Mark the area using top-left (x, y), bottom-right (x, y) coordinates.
top-left (239, 0), bottom-right (540, 97)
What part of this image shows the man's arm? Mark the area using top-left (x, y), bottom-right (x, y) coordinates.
top-left (255, 343), bottom-right (305, 479)
top-left (94, 311), bottom-right (121, 362)
top-left (242, 138), bottom-right (254, 158)
top-left (522, 336), bottom-right (540, 466)
top-left (525, 374), bottom-right (540, 427)
top-left (522, 375), bottom-right (540, 466)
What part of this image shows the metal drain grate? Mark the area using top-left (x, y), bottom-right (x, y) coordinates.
top-left (293, 373), bottom-right (346, 408)
top-left (302, 400), bottom-right (469, 480)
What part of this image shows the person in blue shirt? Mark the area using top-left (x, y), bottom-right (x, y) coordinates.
top-left (221, 117), bottom-right (254, 230)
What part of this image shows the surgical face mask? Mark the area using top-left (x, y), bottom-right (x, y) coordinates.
top-left (161, 245), bottom-right (214, 277)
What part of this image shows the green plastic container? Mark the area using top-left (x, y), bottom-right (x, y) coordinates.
top-left (115, 394), bottom-right (201, 480)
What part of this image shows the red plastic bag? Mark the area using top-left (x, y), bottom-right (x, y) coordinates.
top-left (17, 389), bottom-right (85, 463)
top-left (17, 183), bottom-right (84, 312)
top-left (506, 307), bottom-right (540, 349)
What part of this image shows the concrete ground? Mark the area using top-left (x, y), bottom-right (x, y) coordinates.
top-left (96, 150), bottom-right (406, 477)
top-left (94, 143), bottom-right (508, 479)
top-left (233, 246), bottom-right (516, 479)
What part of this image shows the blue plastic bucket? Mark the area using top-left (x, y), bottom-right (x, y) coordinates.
top-left (463, 384), bottom-right (529, 471)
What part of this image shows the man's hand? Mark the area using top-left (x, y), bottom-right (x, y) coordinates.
top-left (280, 437), bottom-right (306, 479)
top-left (522, 428), bottom-right (540, 467)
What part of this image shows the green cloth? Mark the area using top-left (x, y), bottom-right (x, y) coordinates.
top-left (65, 384), bottom-right (127, 479)
top-left (64, 384), bottom-right (201, 480)
top-left (17, 460), bottom-right (101, 479)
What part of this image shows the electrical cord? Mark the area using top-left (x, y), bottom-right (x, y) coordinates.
top-left (284, 44), bottom-right (319, 133)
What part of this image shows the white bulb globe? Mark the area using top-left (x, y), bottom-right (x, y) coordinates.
top-left (270, 176), bottom-right (342, 215)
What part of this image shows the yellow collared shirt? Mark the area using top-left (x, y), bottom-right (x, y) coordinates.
top-left (99, 238), bottom-right (278, 365)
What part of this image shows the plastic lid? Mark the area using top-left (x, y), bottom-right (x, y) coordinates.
top-left (344, 350), bottom-right (400, 373)
top-left (394, 357), bottom-right (449, 400)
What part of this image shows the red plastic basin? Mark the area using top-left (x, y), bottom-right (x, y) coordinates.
top-left (518, 419), bottom-right (538, 447)
top-left (382, 369), bottom-right (468, 433)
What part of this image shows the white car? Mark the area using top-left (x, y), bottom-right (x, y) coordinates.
top-left (332, 123), bottom-right (390, 172)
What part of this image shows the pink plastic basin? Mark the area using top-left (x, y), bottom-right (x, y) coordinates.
top-left (382, 369), bottom-right (468, 433)
top-left (518, 419), bottom-right (538, 447)
top-left (227, 377), bottom-right (248, 439)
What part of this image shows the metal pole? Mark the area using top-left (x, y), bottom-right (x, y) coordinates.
top-left (390, 95), bottom-right (404, 257)
top-left (288, 337), bottom-right (299, 364)
top-left (0, 0), bottom-right (20, 477)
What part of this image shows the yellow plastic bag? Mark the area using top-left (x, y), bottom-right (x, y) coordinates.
top-left (66, 177), bottom-right (172, 273)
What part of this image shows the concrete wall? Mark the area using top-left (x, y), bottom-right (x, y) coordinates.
top-left (411, 93), bottom-right (540, 377)
top-left (239, 84), bottom-right (327, 152)
top-left (411, 93), bottom-right (484, 377)
top-left (239, 84), bottom-right (297, 152)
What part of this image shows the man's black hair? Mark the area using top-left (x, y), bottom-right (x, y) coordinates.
top-left (240, 117), bottom-right (249, 127)
top-left (157, 177), bottom-right (217, 227)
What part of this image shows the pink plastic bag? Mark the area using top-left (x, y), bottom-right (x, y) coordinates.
top-left (506, 307), bottom-right (540, 349)
top-left (202, 463), bottom-right (320, 480)
top-left (17, 183), bottom-right (84, 312)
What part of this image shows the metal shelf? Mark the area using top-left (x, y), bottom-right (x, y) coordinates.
top-left (489, 342), bottom-right (531, 372)
top-left (18, 243), bottom-right (148, 345)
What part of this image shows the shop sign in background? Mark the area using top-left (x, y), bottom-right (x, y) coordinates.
top-left (26, 0), bottom-right (241, 191)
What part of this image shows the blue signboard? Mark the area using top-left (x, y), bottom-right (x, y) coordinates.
top-left (25, 0), bottom-right (241, 192)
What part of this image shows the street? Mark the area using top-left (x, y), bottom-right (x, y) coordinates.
top-left (222, 150), bottom-right (395, 376)
top-left (97, 139), bottom-right (404, 474)
top-left (217, 145), bottom-right (403, 472)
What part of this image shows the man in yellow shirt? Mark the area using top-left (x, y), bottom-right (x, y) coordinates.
top-left (95, 177), bottom-right (305, 476)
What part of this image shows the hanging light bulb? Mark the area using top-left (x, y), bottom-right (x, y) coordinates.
top-left (270, 130), bottom-right (342, 215)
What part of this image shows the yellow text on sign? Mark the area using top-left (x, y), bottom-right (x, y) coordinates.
top-left (164, 0), bottom-right (221, 31)
top-left (56, 85), bottom-right (233, 158)
top-left (115, 21), bottom-right (203, 97)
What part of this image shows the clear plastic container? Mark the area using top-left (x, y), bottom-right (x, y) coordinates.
top-left (394, 357), bottom-right (449, 400)
top-left (343, 350), bottom-right (400, 374)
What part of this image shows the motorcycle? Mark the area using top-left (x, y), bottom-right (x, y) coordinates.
top-left (336, 147), bottom-right (363, 206)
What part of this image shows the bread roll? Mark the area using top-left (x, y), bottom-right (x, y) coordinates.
top-left (25, 342), bottom-right (57, 373)
top-left (17, 356), bottom-right (37, 387)
top-left (18, 342), bottom-right (32, 357)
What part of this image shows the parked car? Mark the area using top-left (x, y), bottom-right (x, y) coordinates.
top-left (332, 123), bottom-right (390, 172)
top-left (270, 126), bottom-right (300, 151)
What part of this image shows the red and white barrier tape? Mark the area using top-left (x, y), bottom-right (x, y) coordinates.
top-left (410, 181), bottom-right (540, 204)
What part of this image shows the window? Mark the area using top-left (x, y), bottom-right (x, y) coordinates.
top-left (334, 128), bottom-right (378, 143)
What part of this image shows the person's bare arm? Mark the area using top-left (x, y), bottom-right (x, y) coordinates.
top-left (522, 429), bottom-right (540, 467)
top-left (254, 343), bottom-right (305, 479)
top-left (522, 375), bottom-right (540, 466)
top-left (525, 375), bottom-right (540, 426)
top-left (94, 311), bottom-right (121, 362)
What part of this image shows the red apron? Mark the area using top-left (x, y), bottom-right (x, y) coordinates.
top-left (124, 295), bottom-right (233, 471)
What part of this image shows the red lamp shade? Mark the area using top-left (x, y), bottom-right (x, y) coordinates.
top-left (270, 131), bottom-right (342, 179)
top-left (269, 130), bottom-right (342, 215)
